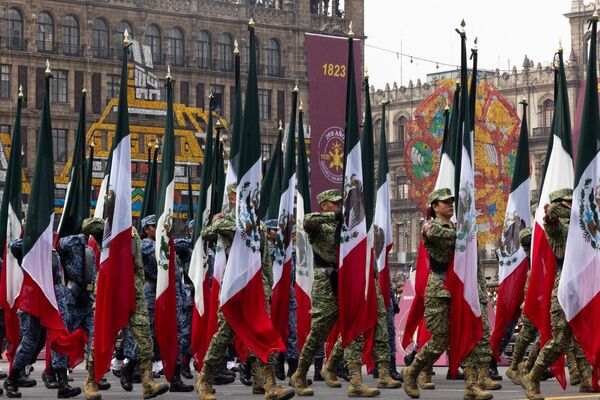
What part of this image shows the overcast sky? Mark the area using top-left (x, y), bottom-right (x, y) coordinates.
top-left (364, 0), bottom-right (574, 90)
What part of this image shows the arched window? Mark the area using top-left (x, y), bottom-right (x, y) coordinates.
top-left (541, 99), bottom-right (554, 128)
top-left (373, 118), bottom-right (382, 144)
top-left (7, 8), bottom-right (24, 50)
top-left (145, 25), bottom-right (162, 65)
top-left (394, 115), bottom-right (407, 142)
top-left (115, 21), bottom-right (133, 60)
top-left (168, 27), bottom-right (184, 67)
top-left (37, 12), bottom-right (54, 52)
top-left (91, 18), bottom-right (109, 58)
top-left (217, 33), bottom-right (233, 72)
top-left (265, 39), bottom-right (280, 76)
top-left (196, 31), bottom-right (211, 69)
top-left (61, 15), bottom-right (79, 55)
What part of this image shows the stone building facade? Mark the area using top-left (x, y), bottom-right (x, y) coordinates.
top-left (0, 0), bottom-right (362, 209)
top-left (370, 0), bottom-right (592, 281)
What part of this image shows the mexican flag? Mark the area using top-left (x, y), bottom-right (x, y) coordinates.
top-left (94, 40), bottom-right (136, 381)
top-left (56, 89), bottom-right (88, 239)
top-left (18, 63), bottom-right (87, 368)
top-left (403, 84), bottom-right (459, 349)
top-left (206, 44), bottom-right (243, 358)
top-left (139, 142), bottom-right (159, 229)
top-left (444, 28), bottom-right (482, 375)
top-left (0, 89), bottom-right (24, 367)
top-left (219, 21), bottom-right (284, 362)
top-left (295, 103), bottom-right (313, 352)
top-left (523, 45), bottom-right (572, 389)
top-left (154, 72), bottom-right (178, 381)
top-left (490, 99), bottom-right (531, 359)
top-left (559, 11), bottom-right (600, 391)
top-left (271, 87), bottom-right (298, 343)
top-left (373, 100), bottom-right (393, 310)
top-left (338, 29), bottom-right (377, 346)
top-left (260, 129), bottom-right (283, 221)
top-left (190, 95), bottom-right (215, 366)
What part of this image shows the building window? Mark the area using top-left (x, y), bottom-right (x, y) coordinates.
top-left (258, 89), bottom-right (271, 120)
top-left (261, 143), bottom-right (272, 163)
top-left (196, 31), bottom-right (211, 69)
top-left (394, 115), bottom-right (407, 142)
top-left (50, 70), bottom-right (68, 103)
top-left (541, 99), bottom-right (554, 128)
top-left (115, 21), bottom-right (133, 60)
top-left (61, 15), bottom-right (79, 56)
top-left (0, 125), bottom-right (9, 134)
top-left (217, 33), bottom-right (233, 72)
top-left (91, 18), bottom-right (109, 59)
top-left (0, 65), bottom-right (10, 99)
top-left (37, 12), bottom-right (54, 53)
top-left (52, 128), bottom-right (68, 162)
top-left (210, 85), bottom-right (224, 116)
top-left (107, 74), bottom-right (119, 100)
top-left (265, 39), bottom-right (281, 76)
top-left (7, 8), bottom-right (24, 50)
top-left (397, 182), bottom-right (409, 200)
top-left (168, 28), bottom-right (185, 67)
top-left (145, 25), bottom-right (162, 65)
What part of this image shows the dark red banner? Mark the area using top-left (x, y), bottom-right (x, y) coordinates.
top-left (305, 33), bottom-right (362, 210)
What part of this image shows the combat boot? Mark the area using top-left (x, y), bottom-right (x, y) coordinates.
top-left (195, 369), bottom-right (216, 400)
top-left (567, 352), bottom-right (580, 386)
top-left (576, 359), bottom-right (596, 393)
top-left (5, 369), bottom-right (21, 398)
top-left (521, 365), bottom-right (544, 400)
top-left (463, 366), bottom-right (492, 400)
top-left (56, 368), bottom-right (82, 398)
top-left (416, 366), bottom-right (434, 390)
top-left (251, 360), bottom-right (266, 395)
top-left (347, 363), bottom-right (379, 397)
top-left (140, 359), bottom-right (169, 399)
top-left (83, 367), bottom-right (101, 400)
top-left (320, 360), bottom-right (342, 388)
top-left (389, 357), bottom-right (402, 382)
top-left (477, 363), bottom-right (501, 390)
top-left (43, 367), bottom-right (60, 389)
top-left (401, 366), bottom-right (420, 399)
top-left (263, 364), bottom-right (295, 400)
top-left (377, 361), bottom-right (401, 389)
top-left (313, 357), bottom-right (324, 382)
top-left (275, 353), bottom-right (286, 381)
top-left (120, 358), bottom-right (136, 391)
top-left (289, 359), bottom-right (314, 396)
top-left (169, 365), bottom-right (194, 392)
top-left (505, 363), bottom-right (520, 385)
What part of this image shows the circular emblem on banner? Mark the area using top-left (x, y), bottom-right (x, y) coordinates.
top-left (318, 126), bottom-right (345, 184)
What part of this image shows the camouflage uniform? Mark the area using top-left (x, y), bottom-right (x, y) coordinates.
top-left (286, 249), bottom-right (299, 360)
top-left (175, 238), bottom-right (194, 365)
top-left (523, 189), bottom-right (594, 397)
top-left (142, 238), bottom-right (161, 362)
top-left (386, 282), bottom-right (399, 358)
top-left (461, 264), bottom-right (492, 367)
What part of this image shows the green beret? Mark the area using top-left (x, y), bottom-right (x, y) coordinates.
top-left (428, 188), bottom-right (454, 205)
top-left (82, 218), bottom-right (104, 236)
top-left (227, 183), bottom-right (237, 194)
top-left (549, 188), bottom-right (573, 203)
top-left (316, 189), bottom-right (342, 204)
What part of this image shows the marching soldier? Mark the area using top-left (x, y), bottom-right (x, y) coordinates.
top-left (290, 189), bottom-right (380, 397)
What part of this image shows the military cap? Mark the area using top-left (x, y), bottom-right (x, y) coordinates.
top-left (519, 227), bottom-right (532, 243)
top-left (227, 183), bottom-right (237, 194)
top-left (82, 218), bottom-right (104, 236)
top-left (428, 188), bottom-right (454, 205)
top-left (141, 214), bottom-right (157, 229)
top-left (549, 188), bottom-right (573, 203)
top-left (265, 219), bottom-right (278, 230)
top-left (316, 189), bottom-right (342, 204)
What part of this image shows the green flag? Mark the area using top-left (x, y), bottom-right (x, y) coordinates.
top-left (259, 128), bottom-right (283, 220)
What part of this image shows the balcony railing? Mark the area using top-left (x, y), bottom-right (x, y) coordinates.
top-left (0, 36), bottom-right (27, 51)
top-left (532, 126), bottom-right (551, 137)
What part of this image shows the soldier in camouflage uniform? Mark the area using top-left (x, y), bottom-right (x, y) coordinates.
top-left (174, 230), bottom-right (194, 379)
top-left (81, 217), bottom-right (169, 400)
top-left (402, 188), bottom-right (492, 400)
top-left (196, 183), bottom-right (294, 400)
top-left (285, 227), bottom-right (299, 378)
top-left (521, 189), bottom-right (596, 400)
top-left (386, 281), bottom-right (401, 382)
top-left (290, 189), bottom-right (380, 398)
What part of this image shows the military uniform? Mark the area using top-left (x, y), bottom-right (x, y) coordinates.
top-left (290, 189), bottom-right (379, 397)
top-left (174, 237), bottom-right (194, 373)
top-left (522, 189), bottom-right (595, 399)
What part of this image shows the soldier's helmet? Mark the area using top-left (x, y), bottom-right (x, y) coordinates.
top-left (316, 189), bottom-right (342, 204)
top-left (82, 217), bottom-right (104, 237)
top-left (141, 214), bottom-right (157, 229)
top-left (549, 188), bottom-right (573, 203)
top-left (427, 188), bottom-right (454, 205)
top-left (519, 227), bottom-right (532, 248)
top-left (227, 183), bottom-right (238, 194)
top-left (265, 219), bottom-right (278, 230)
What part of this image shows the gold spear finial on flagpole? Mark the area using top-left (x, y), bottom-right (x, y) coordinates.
top-left (299, 99), bottom-right (303, 111)
top-left (364, 66), bottom-right (369, 79)
top-left (166, 65), bottom-right (172, 80)
top-left (249, 18), bottom-right (255, 28)
top-left (472, 37), bottom-right (478, 52)
top-left (520, 97), bottom-right (528, 107)
top-left (234, 39), bottom-right (239, 54)
top-left (18, 85), bottom-right (24, 98)
top-left (278, 120), bottom-right (283, 132)
top-left (558, 38), bottom-right (563, 52)
top-left (593, 0), bottom-right (598, 19)
top-left (348, 21), bottom-right (354, 37)
top-left (45, 60), bottom-right (51, 76)
top-left (123, 28), bottom-right (130, 46)
top-left (457, 19), bottom-right (466, 36)
top-left (293, 84), bottom-right (299, 93)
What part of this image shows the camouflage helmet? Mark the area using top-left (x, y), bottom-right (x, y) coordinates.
top-left (227, 183), bottom-right (237, 194)
top-left (316, 189), bottom-right (342, 204)
top-left (141, 214), bottom-right (156, 229)
top-left (265, 219), bottom-right (278, 230)
top-left (82, 218), bottom-right (104, 237)
top-left (549, 188), bottom-right (573, 203)
top-left (428, 188), bottom-right (454, 205)
top-left (519, 227), bottom-right (532, 246)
